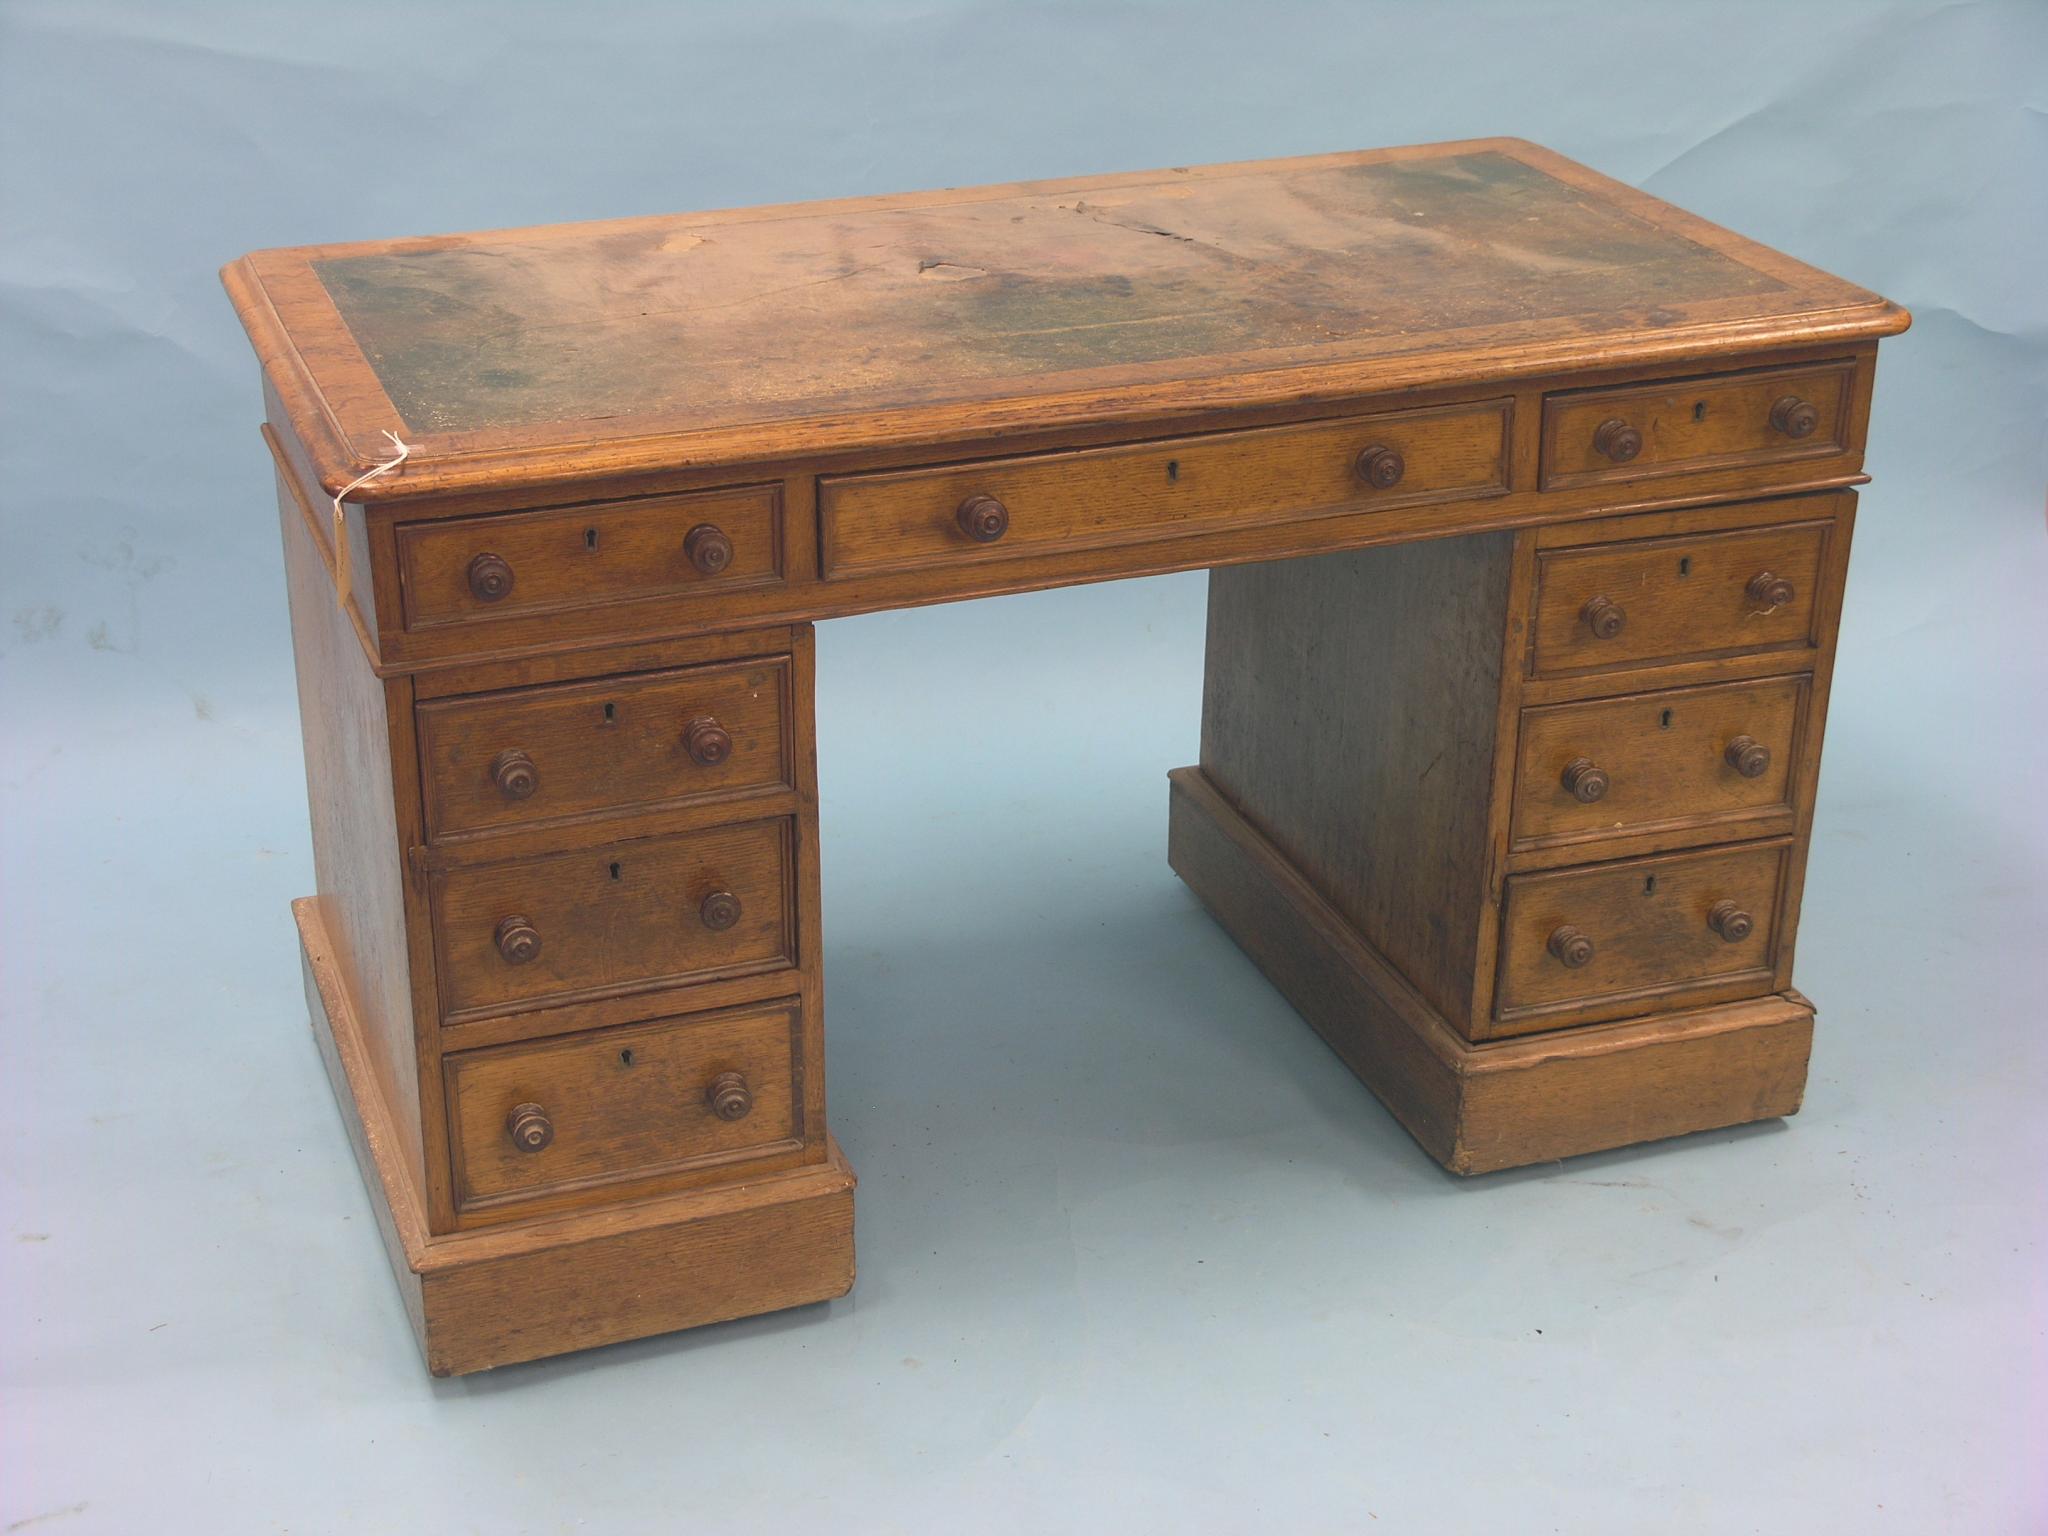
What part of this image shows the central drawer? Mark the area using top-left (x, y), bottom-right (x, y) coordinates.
top-left (1494, 840), bottom-right (1789, 1032)
top-left (416, 655), bottom-right (794, 842)
top-left (817, 398), bottom-right (1511, 579)
top-left (430, 818), bottom-right (795, 1021)
top-left (445, 1001), bottom-right (801, 1212)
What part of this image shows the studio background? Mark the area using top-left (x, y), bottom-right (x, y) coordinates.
top-left (3, 2), bottom-right (2043, 1531)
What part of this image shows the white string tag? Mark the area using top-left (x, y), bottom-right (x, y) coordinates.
top-left (329, 430), bottom-right (412, 608)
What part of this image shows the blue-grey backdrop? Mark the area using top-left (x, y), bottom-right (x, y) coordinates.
top-left (4, 3), bottom-right (2044, 1532)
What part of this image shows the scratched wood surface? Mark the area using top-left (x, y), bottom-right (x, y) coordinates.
top-left (224, 139), bottom-right (1906, 495)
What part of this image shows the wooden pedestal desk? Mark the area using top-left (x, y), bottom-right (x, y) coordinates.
top-left (225, 139), bottom-right (1908, 1375)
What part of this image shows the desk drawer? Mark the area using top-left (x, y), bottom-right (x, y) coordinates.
top-left (446, 1001), bottom-right (800, 1211)
top-left (1511, 675), bottom-right (1808, 856)
top-left (1540, 360), bottom-right (1854, 491)
top-left (397, 485), bottom-right (783, 630)
top-left (817, 399), bottom-right (1510, 579)
top-left (1532, 518), bottom-right (1826, 677)
top-left (1495, 841), bottom-right (1788, 1031)
top-left (417, 655), bottom-right (794, 842)
top-left (431, 818), bottom-right (795, 1021)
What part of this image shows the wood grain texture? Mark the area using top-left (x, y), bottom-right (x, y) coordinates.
top-left (1200, 532), bottom-right (1515, 1035)
top-left (1540, 358), bottom-right (1853, 490)
top-left (223, 139), bottom-right (1905, 500)
top-left (279, 466), bottom-right (427, 1184)
top-left (416, 653), bottom-right (794, 842)
top-left (818, 397), bottom-right (1510, 579)
top-left (1166, 768), bottom-right (1813, 1175)
top-left (1508, 673), bottom-right (1809, 861)
top-left (446, 1001), bottom-right (801, 1214)
top-left (429, 817), bottom-right (795, 1021)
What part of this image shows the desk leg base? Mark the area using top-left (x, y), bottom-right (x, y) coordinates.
top-left (1166, 768), bottom-right (1814, 1174)
top-left (294, 897), bottom-right (856, 1376)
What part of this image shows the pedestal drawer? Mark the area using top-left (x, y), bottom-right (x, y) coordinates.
top-left (1494, 840), bottom-right (1789, 1032)
top-left (446, 1000), bottom-right (801, 1212)
top-left (1531, 517), bottom-right (1828, 678)
top-left (1511, 675), bottom-right (1808, 858)
top-left (430, 818), bottom-right (795, 1022)
top-left (417, 655), bottom-right (794, 842)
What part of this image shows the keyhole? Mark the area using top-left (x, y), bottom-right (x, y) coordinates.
top-left (603, 702), bottom-right (616, 723)
top-left (1644, 875), bottom-right (1657, 896)
top-left (1678, 556), bottom-right (1692, 576)
top-left (584, 527), bottom-right (599, 550)
top-left (1166, 459), bottom-right (1180, 482)
top-left (1693, 401), bottom-right (1707, 422)
top-left (609, 861), bottom-right (622, 880)
top-left (1660, 708), bottom-right (1674, 729)
top-left (619, 1048), bottom-right (634, 1066)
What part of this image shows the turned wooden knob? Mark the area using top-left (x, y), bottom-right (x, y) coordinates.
top-left (699, 890), bottom-right (742, 931)
top-left (1746, 570), bottom-right (1795, 609)
top-left (682, 716), bottom-right (732, 767)
top-left (467, 552), bottom-right (514, 602)
top-left (1354, 444), bottom-right (1405, 489)
top-left (506, 1102), bottom-right (554, 1153)
top-left (1561, 756), bottom-right (1610, 803)
top-left (956, 493), bottom-right (1009, 543)
top-left (706, 1071), bottom-right (753, 1122)
top-left (684, 523), bottom-right (734, 576)
top-left (1770, 395), bottom-right (1820, 439)
top-left (1581, 595), bottom-right (1626, 639)
top-left (494, 914), bottom-right (542, 964)
top-left (1707, 898), bottom-right (1754, 943)
top-left (1593, 418), bottom-right (1643, 463)
top-left (1548, 924), bottom-right (1596, 968)
top-left (1724, 734), bottom-right (1772, 779)
top-left (490, 748), bottom-right (539, 800)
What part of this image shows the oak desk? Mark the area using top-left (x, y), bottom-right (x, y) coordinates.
top-left (225, 139), bottom-right (1908, 1375)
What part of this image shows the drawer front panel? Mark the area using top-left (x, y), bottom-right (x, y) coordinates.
top-left (818, 399), bottom-right (1511, 579)
top-left (1496, 841), bottom-right (1788, 1027)
top-left (417, 656), bottom-right (793, 841)
top-left (1540, 360), bottom-right (1853, 490)
top-left (397, 484), bottom-right (783, 630)
top-left (1512, 675), bottom-right (1807, 854)
top-left (432, 819), bottom-right (794, 1020)
top-left (1532, 519), bottom-right (1826, 677)
top-left (447, 1002), bottom-right (800, 1209)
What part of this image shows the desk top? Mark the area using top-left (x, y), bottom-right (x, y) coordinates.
top-left (226, 138), bottom-right (1905, 500)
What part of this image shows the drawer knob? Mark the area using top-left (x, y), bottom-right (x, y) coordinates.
top-left (706, 1070), bottom-right (753, 1122)
top-left (682, 715), bottom-right (732, 767)
top-left (494, 914), bottom-right (543, 965)
top-left (1593, 418), bottom-right (1643, 464)
top-left (1707, 898), bottom-right (1755, 943)
top-left (1581, 595), bottom-right (1627, 639)
top-left (1354, 444), bottom-right (1406, 490)
top-left (1745, 570), bottom-right (1796, 610)
top-left (467, 552), bottom-right (515, 602)
top-left (1548, 924), bottom-right (1596, 969)
top-left (684, 523), bottom-right (735, 576)
top-left (489, 748), bottom-right (539, 800)
top-left (699, 889), bottom-right (742, 931)
top-left (1724, 734), bottom-right (1772, 779)
top-left (956, 493), bottom-right (1010, 544)
top-left (1561, 756), bottom-right (1611, 803)
top-left (1769, 395), bottom-right (1821, 439)
top-left (506, 1102), bottom-right (554, 1153)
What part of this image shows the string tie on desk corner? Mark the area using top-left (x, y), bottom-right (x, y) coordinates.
top-left (329, 429), bottom-right (412, 609)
